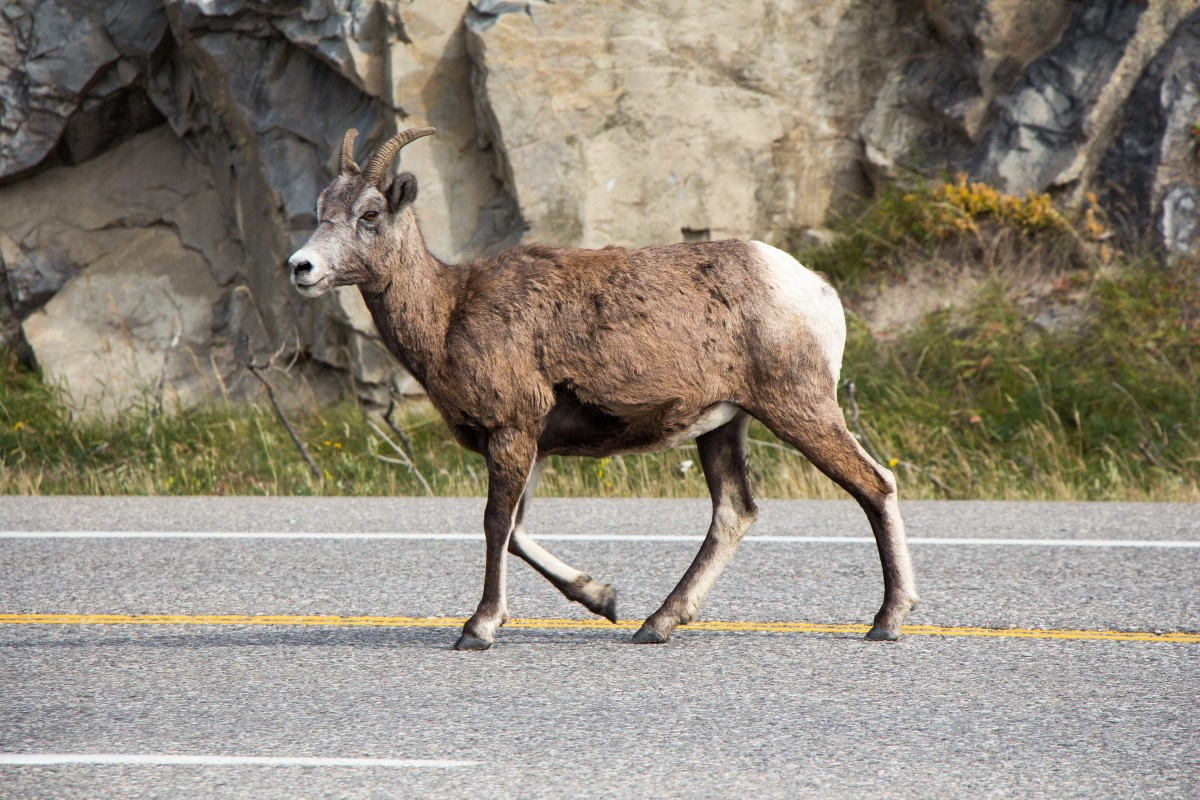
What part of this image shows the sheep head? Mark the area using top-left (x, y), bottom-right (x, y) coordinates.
top-left (288, 126), bottom-right (436, 297)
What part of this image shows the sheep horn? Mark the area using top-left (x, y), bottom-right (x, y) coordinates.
top-left (339, 128), bottom-right (360, 175)
top-left (363, 127), bottom-right (437, 185)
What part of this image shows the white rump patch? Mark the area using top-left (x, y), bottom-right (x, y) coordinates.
top-left (750, 241), bottom-right (846, 383)
top-left (671, 402), bottom-right (740, 446)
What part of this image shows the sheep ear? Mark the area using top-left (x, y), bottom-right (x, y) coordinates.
top-left (387, 172), bottom-right (418, 213)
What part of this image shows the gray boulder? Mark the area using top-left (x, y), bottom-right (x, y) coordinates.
top-left (465, 0), bottom-right (903, 248)
top-left (6, 127), bottom-right (230, 414)
top-left (1097, 8), bottom-right (1200, 255)
top-left (0, 0), bottom-right (167, 181)
top-left (860, 0), bottom-right (1200, 250)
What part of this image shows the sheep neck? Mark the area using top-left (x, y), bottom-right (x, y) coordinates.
top-left (359, 210), bottom-right (454, 390)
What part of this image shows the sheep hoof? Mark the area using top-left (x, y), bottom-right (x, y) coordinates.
top-left (631, 625), bottom-right (669, 645)
top-left (595, 585), bottom-right (618, 624)
top-left (453, 633), bottom-right (494, 651)
top-left (865, 625), bottom-right (901, 642)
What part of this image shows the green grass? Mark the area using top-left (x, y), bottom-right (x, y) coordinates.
top-left (0, 363), bottom-right (849, 498)
top-left (794, 178), bottom-right (1199, 501)
top-left (837, 262), bottom-right (1200, 500)
top-left (3, 180), bottom-right (1198, 500)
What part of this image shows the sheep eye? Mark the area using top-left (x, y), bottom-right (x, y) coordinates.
top-left (361, 210), bottom-right (379, 223)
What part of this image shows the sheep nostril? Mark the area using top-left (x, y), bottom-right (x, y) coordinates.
top-left (291, 260), bottom-right (313, 275)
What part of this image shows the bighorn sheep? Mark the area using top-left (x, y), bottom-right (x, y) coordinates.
top-left (288, 127), bottom-right (919, 650)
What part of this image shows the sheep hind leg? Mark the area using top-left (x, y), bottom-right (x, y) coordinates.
top-left (507, 461), bottom-right (618, 623)
top-left (633, 412), bottom-right (758, 644)
top-left (756, 395), bottom-right (919, 640)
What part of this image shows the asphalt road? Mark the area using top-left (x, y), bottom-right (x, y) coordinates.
top-left (1, 497), bottom-right (1197, 799)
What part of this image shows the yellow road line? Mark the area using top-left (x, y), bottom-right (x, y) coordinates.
top-left (0, 614), bottom-right (1196, 643)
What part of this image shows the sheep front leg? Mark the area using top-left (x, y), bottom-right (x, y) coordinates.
top-left (509, 461), bottom-right (619, 622)
top-left (455, 428), bottom-right (537, 651)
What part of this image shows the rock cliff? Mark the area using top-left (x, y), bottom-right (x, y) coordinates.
top-left (1, 0), bottom-right (1196, 413)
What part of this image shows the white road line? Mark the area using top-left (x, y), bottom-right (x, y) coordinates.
top-left (0, 531), bottom-right (1197, 548)
top-left (0, 753), bottom-right (476, 769)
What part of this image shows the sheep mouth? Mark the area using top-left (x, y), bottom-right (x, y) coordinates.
top-left (291, 271), bottom-right (333, 297)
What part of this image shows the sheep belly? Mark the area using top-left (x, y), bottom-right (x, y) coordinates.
top-left (538, 385), bottom-right (740, 457)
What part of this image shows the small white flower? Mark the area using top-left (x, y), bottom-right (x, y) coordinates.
top-left (678, 459), bottom-right (694, 475)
